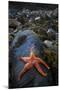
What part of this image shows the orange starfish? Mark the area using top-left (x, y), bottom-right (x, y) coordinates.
top-left (18, 47), bottom-right (50, 80)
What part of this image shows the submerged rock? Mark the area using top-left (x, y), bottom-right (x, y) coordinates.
top-left (9, 30), bottom-right (54, 88)
top-left (9, 18), bottom-right (20, 29)
top-left (47, 28), bottom-right (56, 40)
top-left (44, 40), bottom-right (53, 48)
top-left (52, 8), bottom-right (58, 18)
top-left (35, 17), bottom-right (40, 21)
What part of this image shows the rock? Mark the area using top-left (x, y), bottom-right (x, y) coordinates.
top-left (9, 28), bottom-right (14, 33)
top-left (52, 41), bottom-right (58, 51)
top-left (46, 10), bottom-right (52, 18)
top-left (56, 33), bottom-right (58, 41)
top-left (52, 8), bottom-right (58, 18)
top-left (29, 18), bottom-right (33, 22)
top-left (22, 8), bottom-right (30, 14)
top-left (44, 40), bottom-right (58, 52)
top-left (35, 17), bottom-right (40, 21)
top-left (17, 15), bottom-right (28, 25)
top-left (35, 29), bottom-right (48, 41)
top-left (9, 30), bottom-right (53, 88)
top-left (16, 9), bottom-right (31, 24)
top-left (44, 40), bottom-right (53, 48)
top-left (9, 18), bottom-right (21, 29)
top-left (47, 28), bottom-right (56, 40)
top-left (9, 8), bottom-right (18, 18)
top-left (17, 11), bottom-right (22, 16)
top-left (9, 34), bottom-right (15, 46)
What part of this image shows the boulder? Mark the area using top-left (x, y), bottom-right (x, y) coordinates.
top-left (9, 30), bottom-right (53, 88)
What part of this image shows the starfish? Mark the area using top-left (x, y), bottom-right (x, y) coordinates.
top-left (18, 47), bottom-right (50, 80)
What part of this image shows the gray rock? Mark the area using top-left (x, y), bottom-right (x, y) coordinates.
top-left (44, 40), bottom-right (53, 48)
top-left (52, 8), bottom-right (58, 17)
top-left (9, 18), bottom-right (21, 29)
top-left (46, 10), bottom-right (52, 18)
top-left (9, 28), bottom-right (14, 33)
top-left (56, 33), bottom-right (58, 41)
top-left (35, 16), bottom-right (40, 21)
top-left (47, 28), bottom-right (56, 40)
top-left (9, 30), bottom-right (53, 88)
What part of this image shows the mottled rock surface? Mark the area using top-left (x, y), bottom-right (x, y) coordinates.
top-left (9, 30), bottom-right (54, 88)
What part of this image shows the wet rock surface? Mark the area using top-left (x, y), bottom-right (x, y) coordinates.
top-left (10, 30), bottom-right (53, 88)
top-left (47, 28), bottom-right (56, 40)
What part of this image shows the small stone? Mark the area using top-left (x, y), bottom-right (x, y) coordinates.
top-left (47, 28), bottom-right (56, 40)
top-left (52, 8), bottom-right (58, 18)
top-left (9, 18), bottom-right (20, 29)
top-left (35, 17), bottom-right (40, 21)
top-left (9, 28), bottom-right (14, 33)
top-left (44, 40), bottom-right (53, 48)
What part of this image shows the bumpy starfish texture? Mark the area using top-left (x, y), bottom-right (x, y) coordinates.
top-left (18, 47), bottom-right (50, 80)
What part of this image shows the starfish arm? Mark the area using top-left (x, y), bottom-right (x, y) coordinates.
top-left (37, 58), bottom-right (50, 69)
top-left (18, 63), bottom-right (32, 80)
top-left (18, 56), bottom-right (30, 63)
top-left (34, 62), bottom-right (47, 77)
